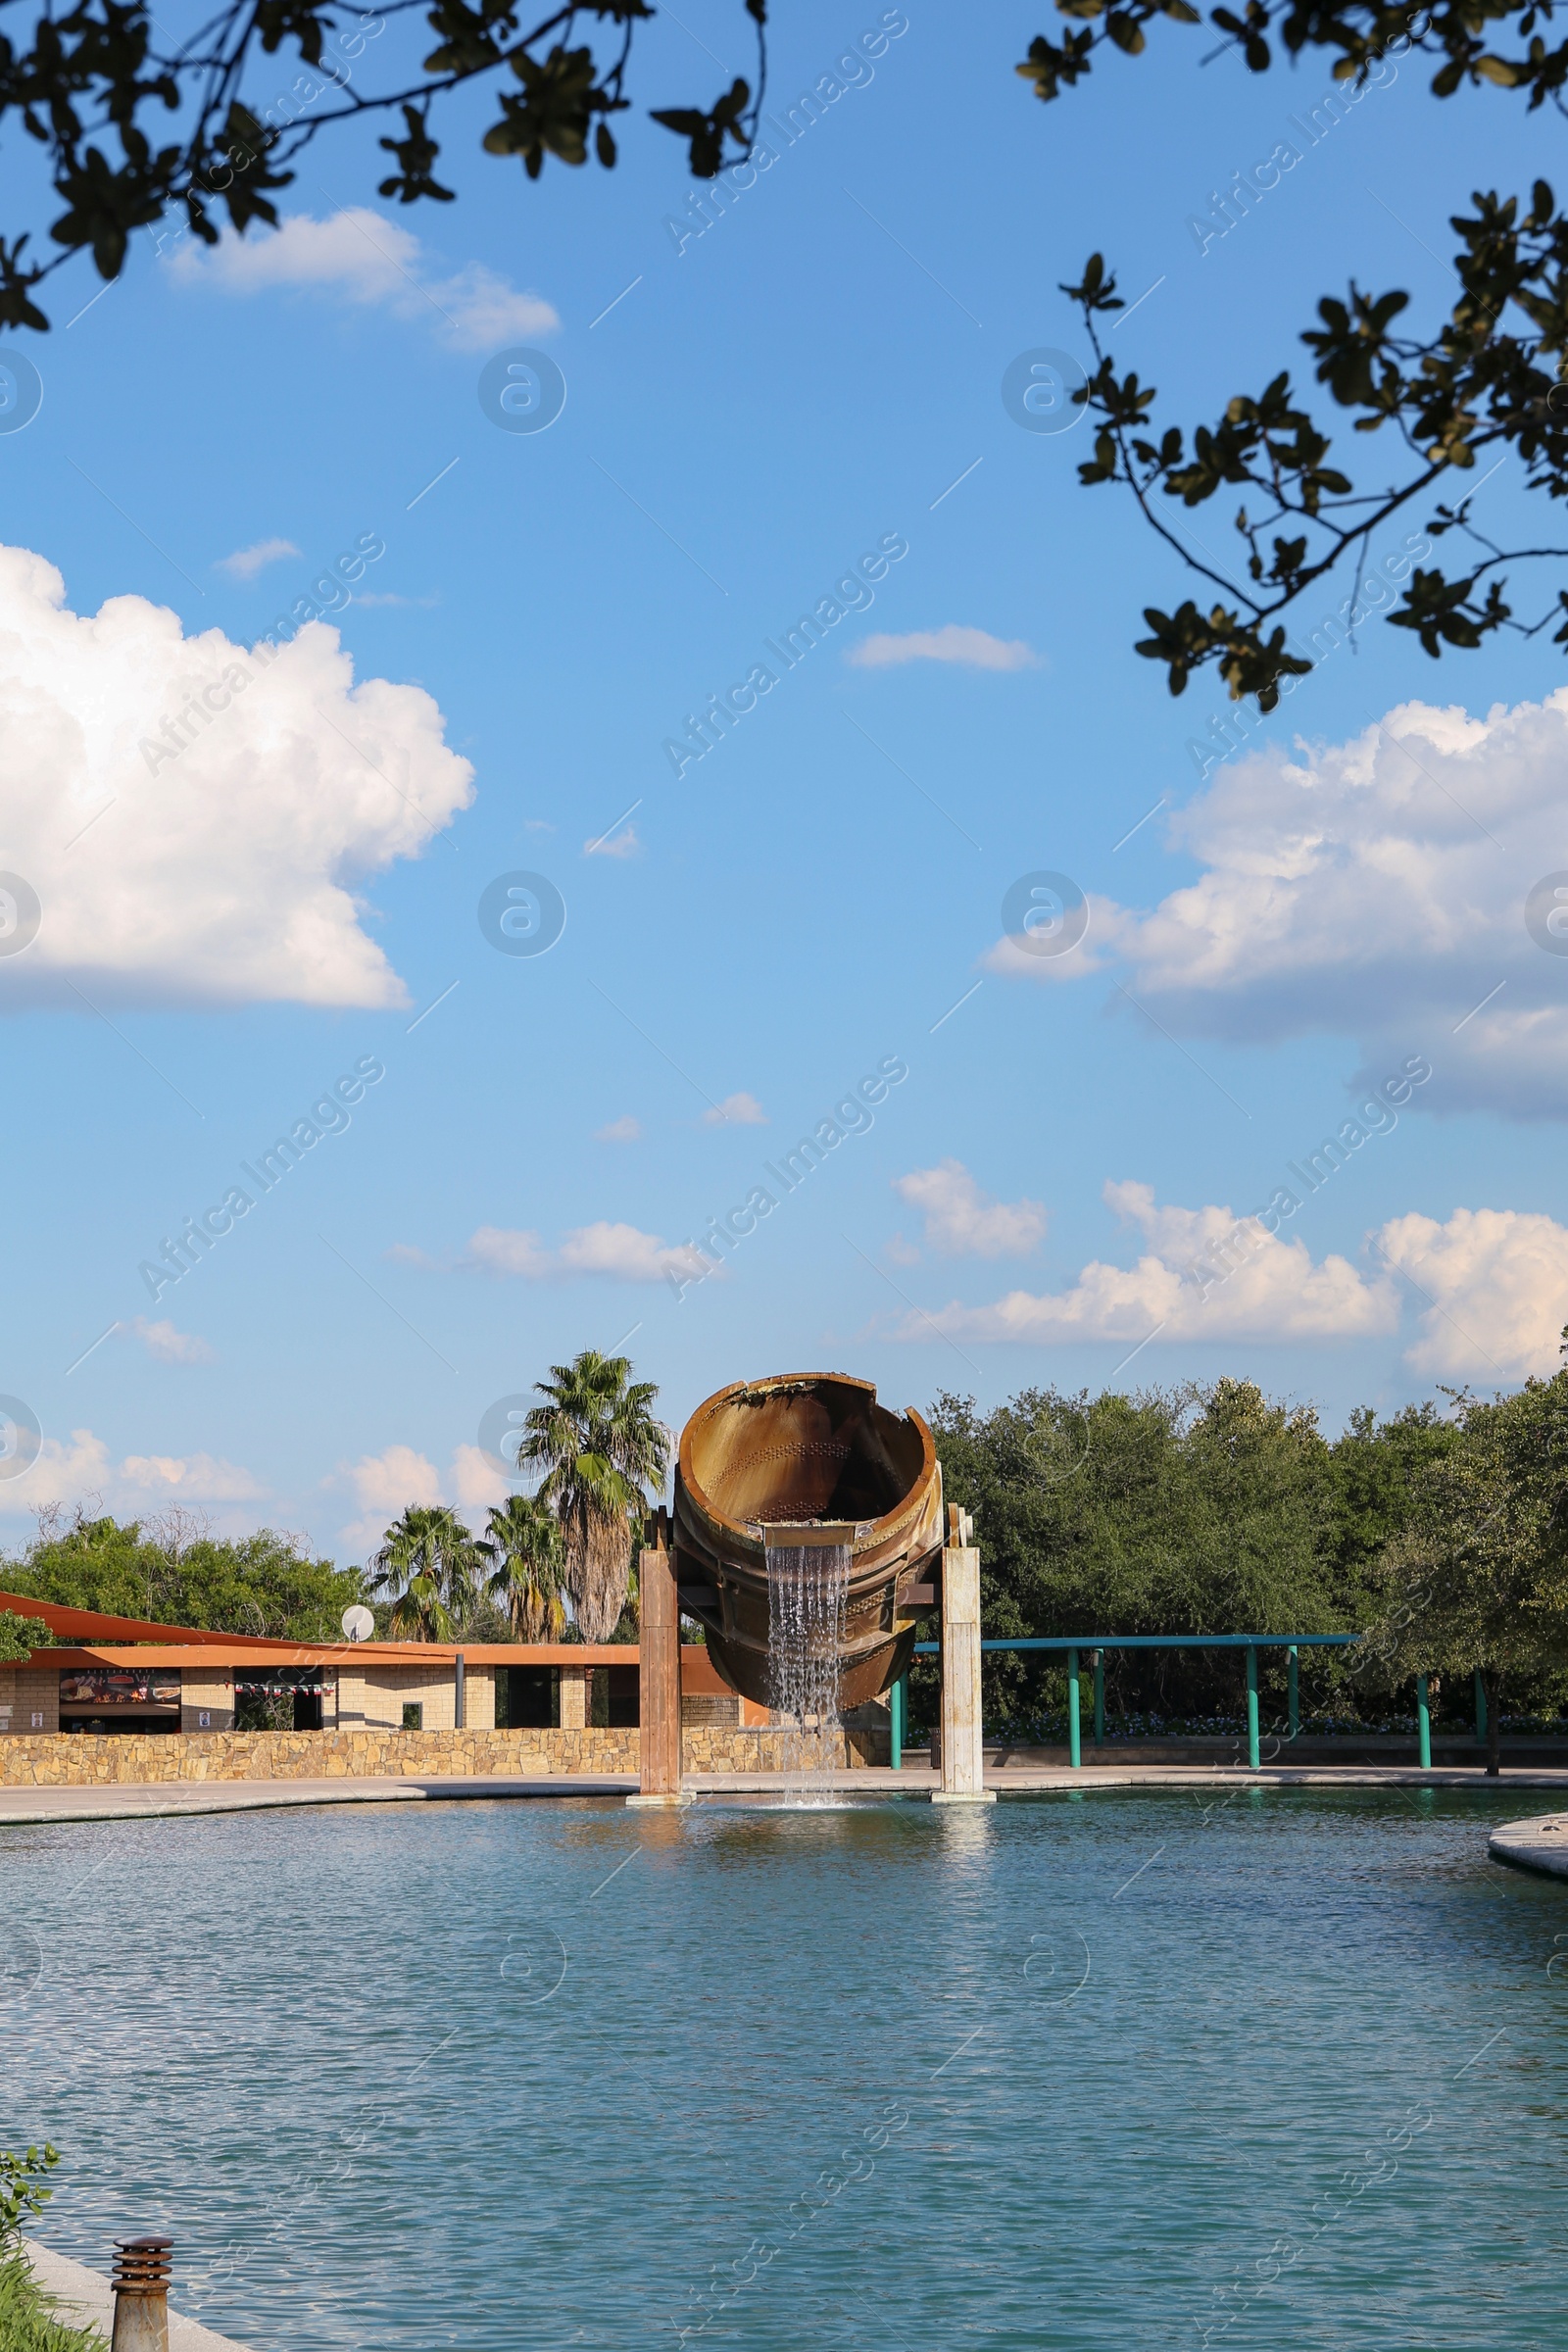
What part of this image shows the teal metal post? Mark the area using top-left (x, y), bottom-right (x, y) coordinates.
top-left (1066, 1646), bottom-right (1081, 1769)
top-left (1093, 1649), bottom-right (1104, 1747)
top-left (1416, 1673), bottom-right (1431, 1770)
top-left (889, 1673), bottom-right (904, 1771)
top-left (1246, 1644), bottom-right (1260, 1771)
top-left (1475, 1668), bottom-right (1487, 1748)
top-left (1287, 1644), bottom-right (1298, 1742)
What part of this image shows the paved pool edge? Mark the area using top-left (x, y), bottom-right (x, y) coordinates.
top-left (8, 1764), bottom-right (1568, 1826)
top-left (1490, 1813), bottom-right (1568, 1877)
top-left (26, 2239), bottom-right (254, 2351)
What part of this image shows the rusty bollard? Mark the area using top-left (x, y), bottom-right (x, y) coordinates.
top-left (111, 2236), bottom-right (172, 2352)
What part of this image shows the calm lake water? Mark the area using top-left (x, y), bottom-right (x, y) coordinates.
top-left (2, 1788), bottom-right (1564, 2351)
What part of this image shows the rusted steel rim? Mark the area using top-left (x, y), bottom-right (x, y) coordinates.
top-left (674, 1372), bottom-right (942, 1589)
top-left (112, 2238), bottom-right (172, 2292)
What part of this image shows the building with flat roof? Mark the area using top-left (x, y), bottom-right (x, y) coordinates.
top-left (0, 1588), bottom-right (759, 1739)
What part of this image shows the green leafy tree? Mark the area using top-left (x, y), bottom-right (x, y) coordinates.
top-left (5, 1510), bottom-right (366, 1639)
top-left (481, 1494), bottom-right (566, 1640)
top-left (0, 1610), bottom-right (52, 1662)
top-left (1363, 1369), bottom-right (1568, 1772)
top-left (1326, 1401), bottom-right (1461, 1589)
top-left (1019, 1), bottom-right (1568, 706)
top-left (0, 2146), bottom-right (58, 2239)
top-left (519, 1350), bottom-right (667, 1642)
top-left (0, 0), bottom-right (770, 330)
top-left (367, 1503), bottom-right (484, 1640)
top-left (930, 1378), bottom-right (1386, 1730)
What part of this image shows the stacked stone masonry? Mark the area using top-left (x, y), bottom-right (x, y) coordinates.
top-left (0, 1724), bottom-right (888, 1786)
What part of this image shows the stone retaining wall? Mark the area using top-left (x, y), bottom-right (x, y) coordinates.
top-left (0, 1723), bottom-right (888, 1786)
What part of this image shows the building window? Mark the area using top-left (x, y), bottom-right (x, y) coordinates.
top-left (59, 1669), bottom-right (181, 1707)
top-left (499, 1666), bottom-right (558, 1730)
top-left (233, 1671), bottom-right (324, 1732)
top-left (402, 1701), bottom-right (423, 1731)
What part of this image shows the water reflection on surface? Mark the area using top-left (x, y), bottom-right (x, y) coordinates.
top-left (1, 1788), bottom-right (1562, 2350)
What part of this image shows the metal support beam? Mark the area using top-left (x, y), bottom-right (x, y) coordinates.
top-left (1066, 1646), bottom-right (1081, 1770)
top-left (454, 1649), bottom-right (466, 1731)
top-left (1092, 1649), bottom-right (1104, 1747)
top-left (890, 1673), bottom-right (905, 1771)
top-left (1417, 1673), bottom-right (1431, 1770)
top-left (1287, 1643), bottom-right (1298, 1742)
top-left (1246, 1644), bottom-right (1259, 1772)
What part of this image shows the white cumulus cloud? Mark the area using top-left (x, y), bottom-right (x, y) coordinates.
top-left (847, 625), bottom-right (1039, 671)
top-left (896, 1180), bottom-right (1395, 1345)
top-left (126, 1317), bottom-right (215, 1365)
top-left (172, 209), bottom-right (559, 348)
top-left (467, 1222), bottom-right (710, 1284)
top-left (892, 1159), bottom-right (1046, 1257)
top-left (0, 1427), bottom-right (263, 1526)
top-left (584, 824), bottom-right (641, 859)
top-left (217, 538), bottom-right (299, 581)
top-left (1374, 1205), bottom-right (1568, 1378)
top-left (702, 1092), bottom-right (767, 1128)
top-left (595, 1114), bottom-right (642, 1144)
top-left (334, 1439), bottom-right (514, 1553)
top-left (989, 689), bottom-right (1568, 1117)
top-left (0, 545), bottom-right (472, 1007)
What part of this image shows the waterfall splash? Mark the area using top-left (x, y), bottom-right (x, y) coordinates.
top-left (764, 1537), bottom-right (850, 1805)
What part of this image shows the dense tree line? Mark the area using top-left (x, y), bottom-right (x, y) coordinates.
top-left (1, 1506), bottom-right (364, 1642)
top-left (926, 1375), bottom-right (1568, 1754)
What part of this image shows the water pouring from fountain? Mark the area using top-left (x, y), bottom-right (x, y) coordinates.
top-left (669, 1373), bottom-right (947, 1801)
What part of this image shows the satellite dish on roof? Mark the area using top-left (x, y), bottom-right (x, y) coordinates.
top-left (341, 1605), bottom-right (374, 1642)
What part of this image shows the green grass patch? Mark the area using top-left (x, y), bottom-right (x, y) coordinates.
top-left (0, 2253), bottom-right (106, 2352)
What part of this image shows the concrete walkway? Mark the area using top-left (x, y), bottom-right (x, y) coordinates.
top-left (25, 2239), bottom-right (252, 2351)
top-left (1489, 1812), bottom-right (1568, 1877)
top-left (0, 1774), bottom-right (634, 1825)
top-left (8, 1761), bottom-right (1568, 1825)
top-left (688, 1763), bottom-right (1568, 1794)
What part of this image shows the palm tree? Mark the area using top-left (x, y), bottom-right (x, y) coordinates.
top-left (368, 1504), bottom-right (485, 1641)
top-left (481, 1494), bottom-right (567, 1641)
top-left (519, 1351), bottom-right (669, 1642)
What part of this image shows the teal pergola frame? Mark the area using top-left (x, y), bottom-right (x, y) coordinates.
top-left (893, 1632), bottom-right (1451, 1773)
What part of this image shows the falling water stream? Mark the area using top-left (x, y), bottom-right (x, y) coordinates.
top-left (763, 1537), bottom-right (850, 1803)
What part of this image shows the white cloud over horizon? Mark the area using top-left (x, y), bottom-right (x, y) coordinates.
top-left (988, 688), bottom-right (1568, 1117)
top-left (334, 1440), bottom-right (507, 1556)
top-left (1377, 1206), bottom-right (1568, 1377)
top-left (889, 1179), bottom-right (1568, 1380)
top-left (466, 1222), bottom-right (710, 1284)
top-left (0, 1427), bottom-right (263, 1528)
top-left (0, 545), bottom-right (472, 1007)
top-left (892, 1159), bottom-right (1046, 1257)
top-left (848, 624), bottom-right (1039, 671)
top-left (897, 1181), bottom-right (1394, 1347)
top-left (172, 209), bottom-right (560, 348)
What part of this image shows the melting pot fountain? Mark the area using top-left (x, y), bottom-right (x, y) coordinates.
top-left (628, 1372), bottom-right (994, 1805)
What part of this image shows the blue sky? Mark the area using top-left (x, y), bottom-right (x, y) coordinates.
top-left (3, 0), bottom-right (1567, 1558)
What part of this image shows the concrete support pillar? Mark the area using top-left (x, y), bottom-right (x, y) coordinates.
top-left (628, 1517), bottom-right (686, 1805)
top-left (559, 1664), bottom-right (588, 1729)
top-left (934, 1505), bottom-right (995, 1805)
